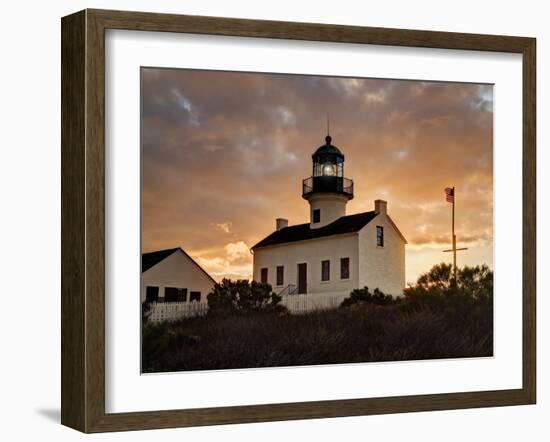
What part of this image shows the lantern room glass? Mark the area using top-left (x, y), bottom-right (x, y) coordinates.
top-left (313, 155), bottom-right (344, 178)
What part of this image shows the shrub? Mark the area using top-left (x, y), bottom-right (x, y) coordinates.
top-left (207, 278), bottom-right (287, 316)
top-left (339, 263), bottom-right (493, 323)
top-left (340, 286), bottom-right (396, 308)
top-left (142, 300), bottom-right (153, 324)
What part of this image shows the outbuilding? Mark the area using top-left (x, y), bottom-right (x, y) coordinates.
top-left (141, 247), bottom-right (216, 305)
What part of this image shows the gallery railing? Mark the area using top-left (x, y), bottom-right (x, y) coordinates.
top-left (302, 176), bottom-right (354, 198)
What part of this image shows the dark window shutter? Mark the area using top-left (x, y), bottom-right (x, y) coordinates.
top-left (260, 267), bottom-right (268, 284)
top-left (340, 257), bottom-right (350, 279)
top-left (276, 266), bottom-right (284, 286)
top-left (321, 260), bottom-right (330, 281)
top-left (376, 226), bottom-right (384, 247)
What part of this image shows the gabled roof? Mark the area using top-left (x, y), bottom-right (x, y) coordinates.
top-left (386, 215), bottom-right (408, 244)
top-left (141, 247), bottom-right (216, 283)
top-left (251, 211), bottom-right (379, 249)
top-left (142, 247), bottom-right (180, 272)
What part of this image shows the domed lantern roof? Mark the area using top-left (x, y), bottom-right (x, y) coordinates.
top-left (312, 135), bottom-right (344, 160)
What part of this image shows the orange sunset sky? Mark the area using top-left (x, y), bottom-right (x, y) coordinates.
top-left (141, 68), bottom-right (493, 284)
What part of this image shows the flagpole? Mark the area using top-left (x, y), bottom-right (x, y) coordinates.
top-left (444, 186), bottom-right (467, 279)
top-left (452, 186), bottom-right (456, 283)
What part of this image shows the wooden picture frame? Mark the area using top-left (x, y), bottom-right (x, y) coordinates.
top-left (61, 8), bottom-right (536, 433)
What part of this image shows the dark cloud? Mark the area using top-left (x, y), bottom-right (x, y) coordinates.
top-left (141, 68), bottom-right (493, 282)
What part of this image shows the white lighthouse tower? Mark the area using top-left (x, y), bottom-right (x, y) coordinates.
top-left (302, 134), bottom-right (354, 228)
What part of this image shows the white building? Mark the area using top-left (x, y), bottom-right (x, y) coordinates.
top-left (252, 135), bottom-right (407, 302)
top-left (141, 247), bottom-right (216, 305)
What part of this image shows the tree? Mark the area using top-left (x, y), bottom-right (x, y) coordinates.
top-left (207, 278), bottom-right (286, 315)
top-left (405, 263), bottom-right (493, 299)
top-left (457, 264), bottom-right (493, 303)
top-left (413, 263), bottom-right (454, 292)
top-left (401, 263), bottom-right (494, 317)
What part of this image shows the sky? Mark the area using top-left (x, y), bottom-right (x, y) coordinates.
top-left (141, 68), bottom-right (493, 285)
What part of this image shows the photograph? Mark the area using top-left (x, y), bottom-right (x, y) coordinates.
top-left (140, 67), bottom-right (494, 373)
top-left (0, 0), bottom-right (541, 438)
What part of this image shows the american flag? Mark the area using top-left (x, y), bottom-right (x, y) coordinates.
top-left (445, 187), bottom-right (455, 203)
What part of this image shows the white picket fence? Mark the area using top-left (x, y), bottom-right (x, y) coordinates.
top-left (148, 302), bottom-right (208, 323)
top-left (281, 292), bottom-right (348, 313)
top-left (147, 292), bottom-right (349, 323)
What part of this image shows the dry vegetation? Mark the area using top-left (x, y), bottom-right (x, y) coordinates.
top-left (142, 263), bottom-right (493, 373)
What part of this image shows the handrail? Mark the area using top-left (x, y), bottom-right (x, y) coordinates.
top-left (278, 284), bottom-right (298, 296)
top-left (302, 176), bottom-right (353, 197)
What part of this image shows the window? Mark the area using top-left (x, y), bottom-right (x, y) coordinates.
top-left (145, 286), bottom-right (159, 303)
top-left (313, 208), bottom-right (321, 223)
top-left (340, 257), bottom-right (350, 279)
top-left (260, 267), bottom-right (268, 284)
top-left (376, 225), bottom-right (384, 247)
top-left (190, 291), bottom-right (201, 302)
top-left (164, 287), bottom-right (187, 302)
top-left (321, 260), bottom-right (330, 281)
top-left (276, 265), bottom-right (284, 286)
top-left (164, 287), bottom-right (179, 302)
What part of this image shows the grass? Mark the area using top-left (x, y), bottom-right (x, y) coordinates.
top-left (142, 299), bottom-right (493, 373)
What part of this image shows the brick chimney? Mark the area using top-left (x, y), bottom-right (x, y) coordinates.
top-left (374, 199), bottom-right (387, 215)
top-left (276, 218), bottom-right (289, 231)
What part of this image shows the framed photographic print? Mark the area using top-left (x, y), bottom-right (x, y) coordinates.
top-left (61, 9), bottom-right (536, 433)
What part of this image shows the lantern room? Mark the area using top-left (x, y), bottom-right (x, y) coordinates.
top-left (302, 135), bottom-right (354, 200)
top-left (312, 135), bottom-right (345, 177)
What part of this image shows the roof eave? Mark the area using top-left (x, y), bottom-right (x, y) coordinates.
top-left (142, 247), bottom-right (217, 283)
top-left (252, 231), bottom-right (360, 250)
top-left (386, 215), bottom-right (408, 244)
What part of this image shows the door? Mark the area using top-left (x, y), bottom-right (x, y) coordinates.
top-left (297, 263), bottom-right (307, 294)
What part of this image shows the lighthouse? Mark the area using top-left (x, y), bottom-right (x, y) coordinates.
top-left (251, 131), bottom-right (406, 301)
top-left (302, 135), bottom-right (354, 228)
